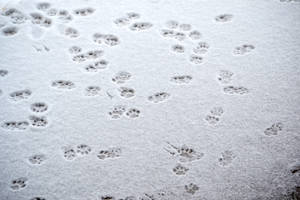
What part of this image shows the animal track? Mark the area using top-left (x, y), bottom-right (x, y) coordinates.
top-left (164, 142), bottom-right (204, 162)
top-left (170, 75), bottom-right (192, 84)
top-left (193, 42), bottom-right (209, 54)
top-left (0, 69), bottom-right (8, 77)
top-left (223, 86), bottom-right (249, 95)
top-left (165, 20), bottom-right (179, 29)
top-left (62, 146), bottom-right (77, 161)
top-left (204, 115), bottom-right (220, 125)
top-left (125, 108), bottom-right (141, 118)
top-left (184, 183), bottom-right (199, 195)
top-left (210, 107), bottom-right (224, 116)
top-left (57, 10), bottom-right (73, 23)
top-left (64, 27), bottom-right (79, 38)
top-left (93, 33), bottom-right (120, 46)
top-left (73, 8), bottom-right (95, 16)
top-left (97, 147), bottom-right (121, 160)
top-left (118, 87), bottom-right (135, 98)
top-left (30, 13), bottom-right (52, 27)
top-left (215, 14), bottom-right (233, 22)
top-left (112, 71), bottom-right (131, 84)
top-left (264, 122), bottom-right (283, 136)
top-left (189, 30), bottom-right (201, 40)
top-left (2, 8), bottom-right (27, 24)
top-left (205, 107), bottom-right (224, 125)
top-left (73, 50), bottom-right (103, 63)
top-left (114, 17), bottom-right (131, 26)
top-left (108, 105), bottom-right (127, 119)
top-left (30, 197), bottom-right (46, 200)
top-left (10, 177), bottom-right (28, 190)
top-left (148, 92), bottom-right (170, 103)
top-left (129, 22), bottom-right (153, 31)
top-left (2, 26), bottom-right (18, 36)
top-left (218, 150), bottom-right (236, 166)
top-left (9, 89), bottom-right (32, 101)
top-left (68, 46), bottom-right (82, 54)
top-left (171, 44), bottom-right (185, 53)
top-left (1, 121), bottom-right (29, 131)
top-left (126, 12), bottom-right (141, 20)
top-left (46, 8), bottom-right (57, 16)
top-left (172, 163), bottom-right (189, 175)
top-left (76, 144), bottom-right (92, 155)
top-left (28, 154), bottom-right (46, 165)
top-left (289, 161), bottom-right (300, 174)
top-left (30, 102), bottom-right (48, 113)
top-left (189, 55), bottom-right (203, 64)
top-left (29, 115), bottom-right (48, 128)
top-left (84, 86), bottom-right (101, 96)
top-left (51, 80), bottom-right (75, 89)
top-left (217, 70), bottom-right (234, 84)
top-left (36, 2), bottom-right (51, 11)
top-left (179, 23), bottom-right (192, 31)
top-left (233, 44), bottom-right (255, 55)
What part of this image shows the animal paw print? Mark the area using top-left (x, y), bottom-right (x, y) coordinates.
top-left (36, 2), bottom-right (51, 11)
top-left (193, 42), bottom-right (209, 54)
top-left (108, 105), bottom-right (127, 119)
top-left (171, 44), bottom-right (185, 53)
top-left (100, 195), bottom-right (115, 200)
top-left (189, 55), bottom-right (203, 64)
top-left (9, 89), bottom-right (32, 101)
top-left (93, 33), bottom-right (120, 46)
top-left (129, 22), bottom-right (153, 31)
top-left (173, 32), bottom-right (186, 41)
top-left (29, 115), bottom-right (48, 128)
top-left (85, 86), bottom-right (101, 96)
top-left (57, 10), bottom-right (73, 23)
top-left (30, 102), bottom-right (48, 113)
top-left (30, 197), bottom-right (46, 200)
top-left (2, 8), bottom-right (27, 24)
top-left (205, 107), bottom-right (224, 125)
top-left (0, 69), bottom-right (8, 77)
top-left (164, 142), bottom-right (204, 162)
top-left (170, 75), bottom-right (192, 84)
top-left (223, 86), bottom-right (249, 95)
top-left (184, 183), bottom-right (199, 195)
top-left (62, 146), bottom-right (77, 161)
top-left (68, 46), bottom-right (82, 54)
top-left (1, 121), bottom-right (29, 131)
top-left (73, 8), bottom-right (95, 16)
top-left (51, 80), bottom-right (75, 89)
top-left (179, 23), bottom-right (192, 31)
top-left (148, 92), bottom-right (170, 103)
top-left (46, 8), bottom-right (57, 16)
top-left (218, 150), bottom-right (236, 166)
top-left (125, 108), bottom-right (141, 118)
top-left (30, 13), bottom-right (52, 27)
top-left (264, 122), bottom-right (283, 136)
top-left (10, 177), bottom-right (28, 190)
top-left (126, 12), bottom-right (141, 20)
top-left (188, 30), bottom-right (201, 40)
top-left (2, 26), bottom-right (18, 36)
top-left (114, 17), bottom-right (131, 26)
top-left (217, 70), bottom-right (234, 84)
top-left (289, 161), bottom-right (300, 174)
top-left (172, 163), bottom-right (189, 175)
top-left (28, 154), bottom-right (46, 165)
top-left (215, 14), bottom-right (233, 22)
top-left (76, 144), bottom-right (92, 155)
top-left (84, 60), bottom-right (108, 72)
top-left (64, 27), bottom-right (79, 38)
top-left (160, 29), bottom-right (176, 38)
top-left (118, 87), bottom-right (135, 98)
top-left (165, 20), bottom-right (179, 29)
top-left (233, 44), bottom-right (255, 55)
top-left (112, 71), bottom-right (131, 84)
top-left (97, 147), bottom-right (121, 160)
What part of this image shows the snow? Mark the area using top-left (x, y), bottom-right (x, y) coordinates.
top-left (0, 0), bottom-right (299, 199)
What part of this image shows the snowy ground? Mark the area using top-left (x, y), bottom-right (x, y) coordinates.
top-left (0, 0), bottom-right (300, 199)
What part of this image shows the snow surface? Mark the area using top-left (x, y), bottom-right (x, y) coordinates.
top-left (0, 0), bottom-right (300, 199)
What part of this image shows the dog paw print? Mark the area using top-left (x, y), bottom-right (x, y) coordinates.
top-left (28, 154), bottom-right (46, 165)
top-left (9, 89), bottom-right (32, 101)
top-left (30, 102), bottom-right (48, 113)
top-left (73, 8), bottom-right (95, 16)
top-left (223, 86), bottom-right (249, 95)
top-left (233, 44), bottom-right (255, 55)
top-left (179, 23), bottom-right (192, 31)
top-left (108, 105), bottom-right (127, 119)
top-left (29, 115), bottom-right (48, 128)
top-left (129, 22), bottom-right (153, 31)
top-left (164, 142), bottom-right (204, 162)
top-left (148, 92), bottom-right (170, 103)
top-left (218, 150), bottom-right (236, 166)
top-left (112, 71), bottom-right (131, 84)
top-left (97, 147), bottom-right (121, 160)
top-left (184, 183), bottom-right (199, 195)
top-left (171, 44), bottom-right (185, 53)
top-left (57, 9), bottom-right (73, 23)
top-left (100, 195), bottom-right (116, 200)
top-left (125, 108), bottom-right (141, 118)
top-left (188, 30), bottom-right (201, 40)
top-left (68, 46), bottom-right (82, 54)
top-left (205, 107), bottom-right (224, 125)
top-left (76, 144), bottom-right (92, 156)
top-left (189, 55), bottom-right (203, 64)
top-left (62, 146), bottom-right (77, 161)
top-left (118, 87), bottom-right (135, 98)
top-left (215, 14), bottom-right (233, 22)
top-left (217, 70), bottom-right (234, 84)
top-left (10, 177), bottom-right (28, 191)
top-left (0, 69), bottom-right (8, 77)
top-left (46, 8), bottom-right (57, 16)
top-left (30, 197), bottom-right (46, 200)
top-left (51, 80), bottom-right (75, 89)
top-left (2, 26), bottom-right (19, 36)
top-left (193, 42), bottom-right (209, 54)
top-left (85, 86), bottom-right (101, 96)
top-left (264, 122), bottom-right (283, 136)
top-left (1, 121), bottom-right (29, 131)
top-left (64, 27), bottom-right (79, 38)
top-left (172, 163), bottom-right (189, 175)
top-left (170, 75), bottom-right (192, 84)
